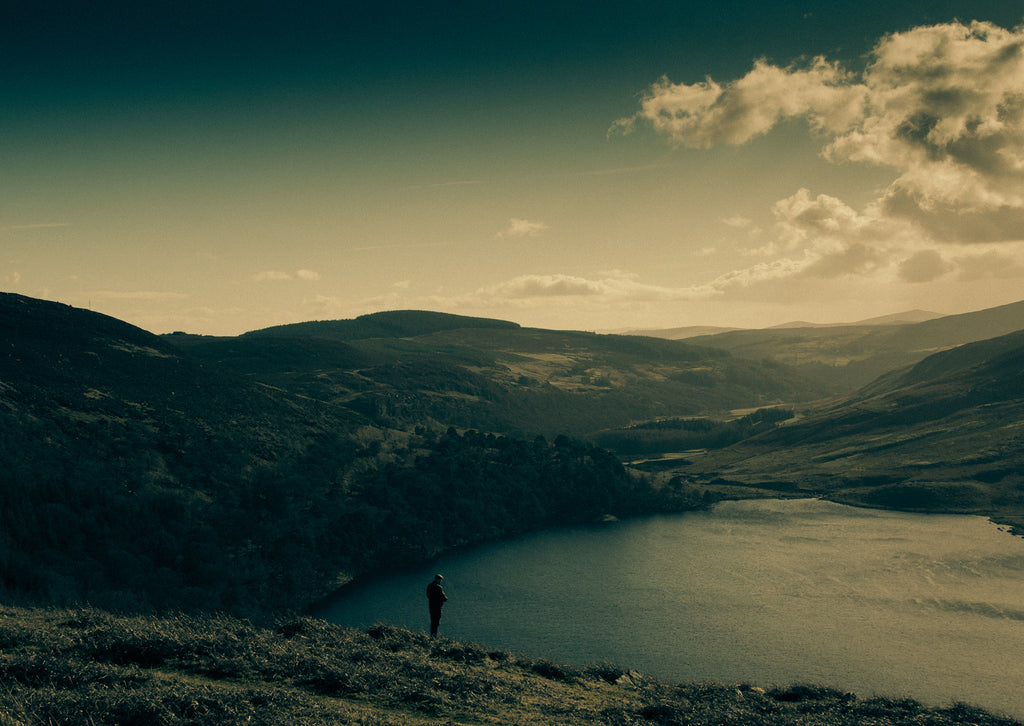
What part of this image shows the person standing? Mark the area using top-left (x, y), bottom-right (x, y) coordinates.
top-left (426, 574), bottom-right (447, 636)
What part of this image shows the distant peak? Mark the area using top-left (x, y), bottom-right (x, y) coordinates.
top-left (242, 309), bottom-right (520, 341)
top-left (769, 310), bottom-right (944, 329)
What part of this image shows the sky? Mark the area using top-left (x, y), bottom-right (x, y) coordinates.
top-left (4, 1), bottom-right (1024, 336)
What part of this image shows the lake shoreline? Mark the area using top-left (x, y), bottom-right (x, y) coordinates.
top-left (312, 490), bottom-right (1024, 612)
top-left (317, 498), bottom-right (1024, 720)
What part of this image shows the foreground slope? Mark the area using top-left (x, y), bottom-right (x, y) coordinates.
top-left (1, 605), bottom-right (1018, 726)
top-left (670, 329), bottom-right (1024, 530)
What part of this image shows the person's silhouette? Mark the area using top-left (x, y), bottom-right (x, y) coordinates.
top-left (426, 574), bottom-right (447, 636)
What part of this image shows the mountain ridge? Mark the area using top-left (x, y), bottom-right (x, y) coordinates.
top-left (4, 291), bottom-right (1024, 614)
top-left (654, 327), bottom-right (1024, 531)
top-left (240, 309), bottom-right (520, 341)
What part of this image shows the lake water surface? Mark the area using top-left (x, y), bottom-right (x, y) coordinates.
top-left (316, 499), bottom-right (1024, 718)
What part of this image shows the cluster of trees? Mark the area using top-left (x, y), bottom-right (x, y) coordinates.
top-left (0, 424), bottom-right (688, 618)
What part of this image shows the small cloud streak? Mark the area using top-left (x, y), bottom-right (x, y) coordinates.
top-left (496, 218), bottom-right (549, 239)
top-left (1, 222), bottom-right (71, 232)
top-left (442, 272), bottom-right (718, 308)
top-left (253, 269), bottom-right (321, 282)
top-left (615, 20), bottom-right (1024, 294)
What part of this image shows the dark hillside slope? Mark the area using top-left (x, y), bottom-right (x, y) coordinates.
top-left (673, 329), bottom-right (1024, 528)
top-left (242, 309), bottom-right (519, 341)
top-left (1, 294), bottom-right (683, 615)
top-left (807, 327), bottom-right (1024, 434)
top-left (0, 293), bottom-right (372, 612)
top-left (683, 298), bottom-right (1024, 391)
top-left (173, 320), bottom-right (833, 437)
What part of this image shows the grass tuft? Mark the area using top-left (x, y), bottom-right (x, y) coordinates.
top-left (0, 604), bottom-right (1019, 726)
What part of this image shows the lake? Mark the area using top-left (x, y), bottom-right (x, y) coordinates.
top-left (315, 498), bottom-right (1024, 719)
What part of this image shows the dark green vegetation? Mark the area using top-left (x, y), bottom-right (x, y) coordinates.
top-left (4, 291), bottom-right (1024, 615)
top-left (0, 295), bottom-right (702, 616)
top-left (1, 605), bottom-right (1019, 726)
top-left (593, 407), bottom-right (795, 457)
top-left (170, 310), bottom-right (828, 438)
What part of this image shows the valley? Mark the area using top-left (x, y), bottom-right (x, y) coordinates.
top-left (2, 291), bottom-right (1023, 614)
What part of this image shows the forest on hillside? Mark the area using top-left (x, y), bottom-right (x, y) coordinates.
top-left (0, 426), bottom-right (694, 618)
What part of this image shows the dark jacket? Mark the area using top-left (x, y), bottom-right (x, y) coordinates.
top-left (427, 581), bottom-right (447, 610)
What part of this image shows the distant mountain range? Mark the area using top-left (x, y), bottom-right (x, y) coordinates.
top-left (662, 326), bottom-right (1024, 531)
top-left (2, 291), bottom-right (1023, 614)
top-left (169, 309), bottom-right (829, 437)
top-left (667, 299), bottom-right (1024, 389)
top-left (621, 309), bottom-right (943, 339)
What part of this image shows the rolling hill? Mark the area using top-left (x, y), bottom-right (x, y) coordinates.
top-left (0, 294), bottom-right (699, 614)
top-left (0, 293), bottom-right (381, 612)
top-left (622, 309), bottom-right (941, 340)
top-left (170, 311), bottom-right (832, 437)
top-left (661, 328), bottom-right (1024, 530)
top-left (4, 291), bottom-right (1024, 614)
top-left (675, 299), bottom-right (1024, 390)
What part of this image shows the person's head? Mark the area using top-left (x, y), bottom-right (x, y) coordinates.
top-left (434, 574), bottom-right (443, 582)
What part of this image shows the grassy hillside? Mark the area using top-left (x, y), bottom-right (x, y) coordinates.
top-left (681, 298), bottom-right (1024, 391)
top-left (172, 319), bottom-right (830, 438)
top-left (0, 605), bottom-right (1017, 726)
top-left (240, 309), bottom-right (521, 341)
top-left (651, 329), bottom-right (1024, 531)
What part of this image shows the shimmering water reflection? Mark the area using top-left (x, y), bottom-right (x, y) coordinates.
top-left (317, 499), bottom-right (1024, 718)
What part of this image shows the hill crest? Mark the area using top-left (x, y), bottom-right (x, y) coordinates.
top-left (241, 309), bottom-right (520, 341)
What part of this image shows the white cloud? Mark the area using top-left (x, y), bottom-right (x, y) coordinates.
top-left (617, 19), bottom-right (1024, 295)
top-left (439, 272), bottom-right (719, 310)
top-left (253, 269), bottom-right (321, 282)
top-left (613, 57), bottom-right (866, 148)
top-left (496, 218), bottom-right (549, 239)
top-left (253, 270), bottom-right (293, 282)
top-left (952, 247), bottom-right (1024, 280)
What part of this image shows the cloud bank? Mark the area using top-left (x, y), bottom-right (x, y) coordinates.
top-left (616, 20), bottom-right (1024, 290)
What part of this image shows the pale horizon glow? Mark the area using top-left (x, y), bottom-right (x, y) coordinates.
top-left (3, 3), bottom-right (1023, 335)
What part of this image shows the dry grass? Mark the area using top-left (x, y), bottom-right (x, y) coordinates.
top-left (0, 605), bottom-right (1018, 725)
